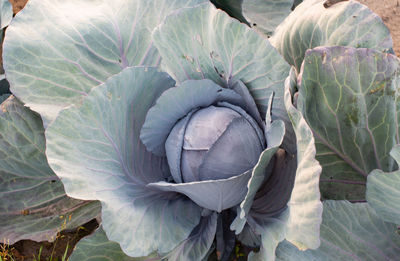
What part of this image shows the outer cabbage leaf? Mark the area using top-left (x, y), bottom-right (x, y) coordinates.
top-left (69, 226), bottom-right (159, 261)
top-left (215, 210), bottom-right (236, 261)
top-left (210, 0), bottom-right (247, 24)
top-left (271, 0), bottom-right (393, 72)
top-left (276, 201), bottom-right (400, 261)
top-left (3, 0), bottom-right (206, 125)
top-left (230, 80), bottom-right (264, 127)
top-left (242, 0), bottom-right (294, 35)
top-left (0, 0), bottom-right (12, 29)
top-left (163, 213), bottom-right (218, 261)
top-left (45, 67), bottom-right (203, 257)
top-left (298, 46), bottom-right (400, 201)
top-left (211, 0), bottom-right (296, 35)
top-left (282, 69), bottom-right (322, 250)
top-left (292, 0), bottom-right (303, 8)
top-left (231, 111), bottom-right (285, 232)
top-left (0, 0), bottom-right (12, 73)
top-left (0, 75), bottom-right (10, 95)
top-left (234, 69), bottom-right (322, 260)
top-left (153, 2), bottom-right (290, 129)
top-left (237, 223), bottom-right (261, 248)
top-left (246, 210), bottom-right (289, 261)
top-left (0, 96), bottom-right (100, 244)
top-left (367, 144), bottom-right (400, 225)
top-left (148, 171), bottom-right (252, 212)
top-left (0, 93), bottom-right (9, 103)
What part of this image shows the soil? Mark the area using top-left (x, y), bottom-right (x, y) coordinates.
top-left (358, 0), bottom-right (400, 55)
top-left (4, 220), bottom-right (99, 261)
top-left (1, 0), bottom-right (399, 260)
top-left (8, 0), bottom-right (28, 14)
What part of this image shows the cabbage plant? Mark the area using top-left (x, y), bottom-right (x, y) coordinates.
top-left (1, 0), bottom-right (400, 260)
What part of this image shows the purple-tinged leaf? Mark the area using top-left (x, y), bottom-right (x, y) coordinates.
top-left (298, 46), bottom-right (400, 201)
top-left (46, 67), bottom-right (203, 257)
top-left (367, 144), bottom-right (400, 225)
top-left (0, 96), bottom-right (100, 244)
top-left (271, 0), bottom-right (393, 72)
top-left (276, 201), bottom-right (400, 261)
top-left (3, 0), bottom-right (206, 125)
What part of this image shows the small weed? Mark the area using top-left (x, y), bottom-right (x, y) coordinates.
top-left (32, 216), bottom-right (72, 261)
top-left (32, 242), bottom-right (69, 261)
top-left (0, 239), bottom-right (16, 261)
top-left (33, 245), bottom-right (43, 261)
top-left (61, 244), bottom-right (69, 261)
top-left (234, 244), bottom-right (245, 259)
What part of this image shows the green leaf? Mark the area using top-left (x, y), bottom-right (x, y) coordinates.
top-left (0, 96), bottom-right (100, 244)
top-left (0, 76), bottom-right (10, 96)
top-left (276, 201), bottom-right (400, 261)
top-left (271, 0), bottom-right (392, 72)
top-left (240, 68), bottom-right (323, 260)
top-left (0, 0), bottom-right (12, 29)
top-left (367, 144), bottom-right (400, 225)
top-left (0, 0), bottom-right (12, 72)
top-left (231, 118), bottom-right (285, 233)
top-left (0, 93), bottom-right (9, 104)
top-left (282, 68), bottom-right (322, 250)
top-left (69, 226), bottom-right (158, 261)
top-left (292, 0), bottom-right (303, 8)
top-left (163, 213), bottom-right (218, 261)
top-left (248, 210), bottom-right (289, 261)
top-left (298, 46), bottom-right (400, 201)
top-left (148, 170), bottom-right (252, 212)
top-left (3, 0), bottom-right (205, 125)
top-left (210, 0), bottom-right (247, 24)
top-left (46, 67), bottom-right (202, 257)
top-left (210, 0), bottom-right (297, 35)
top-left (153, 2), bottom-right (290, 124)
top-left (242, 0), bottom-right (294, 35)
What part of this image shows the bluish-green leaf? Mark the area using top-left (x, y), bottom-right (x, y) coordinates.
top-left (367, 144), bottom-right (400, 225)
top-left (0, 76), bottom-right (10, 96)
top-left (0, 93), bottom-right (9, 103)
top-left (230, 80), bottom-right (263, 127)
top-left (0, 96), bottom-right (100, 244)
top-left (237, 223), bottom-right (261, 248)
top-left (271, 0), bottom-right (393, 72)
top-left (237, 69), bottom-right (323, 260)
top-left (231, 119), bottom-right (285, 233)
top-left (210, 0), bottom-right (296, 35)
top-left (163, 213), bottom-right (218, 261)
top-left (216, 210), bottom-right (236, 261)
top-left (153, 2), bottom-right (290, 124)
top-left (276, 201), bottom-right (400, 261)
top-left (3, 0), bottom-right (206, 124)
top-left (281, 68), bottom-right (322, 250)
top-left (0, 0), bottom-right (12, 29)
top-left (298, 46), bottom-right (400, 201)
top-left (242, 0), bottom-right (294, 35)
top-left (69, 226), bottom-right (159, 261)
top-left (148, 170), bottom-right (252, 212)
top-left (292, 0), bottom-right (303, 8)
top-left (210, 0), bottom-right (247, 24)
top-left (248, 210), bottom-right (289, 261)
top-left (46, 67), bottom-right (202, 257)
